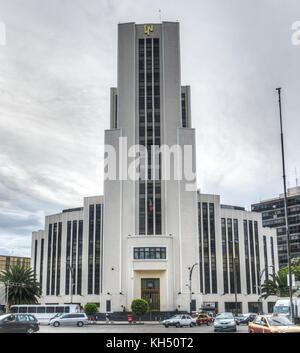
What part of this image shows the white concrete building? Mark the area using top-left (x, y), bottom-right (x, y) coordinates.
top-left (31, 22), bottom-right (279, 315)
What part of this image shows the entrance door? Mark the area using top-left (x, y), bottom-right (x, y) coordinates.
top-left (141, 279), bottom-right (160, 311)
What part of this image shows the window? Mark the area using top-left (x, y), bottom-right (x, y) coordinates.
top-left (37, 307), bottom-right (46, 313)
top-left (56, 306), bottom-right (64, 313)
top-left (133, 247), bottom-right (166, 260)
top-left (221, 218), bottom-right (228, 294)
top-left (19, 307), bottom-right (27, 313)
top-left (46, 306), bottom-right (55, 313)
top-left (106, 300), bottom-right (111, 312)
top-left (27, 307), bottom-right (37, 313)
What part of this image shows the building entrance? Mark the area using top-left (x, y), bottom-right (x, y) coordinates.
top-left (141, 278), bottom-right (160, 311)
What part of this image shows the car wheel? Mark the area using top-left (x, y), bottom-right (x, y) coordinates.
top-left (27, 327), bottom-right (34, 334)
top-left (77, 321), bottom-right (84, 327)
top-left (53, 321), bottom-right (60, 327)
top-left (164, 324), bottom-right (169, 328)
top-left (207, 321), bottom-right (211, 326)
top-left (189, 323), bottom-right (194, 327)
top-left (176, 322), bottom-right (180, 328)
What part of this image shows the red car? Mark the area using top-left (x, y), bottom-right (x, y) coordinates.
top-left (196, 313), bottom-right (213, 326)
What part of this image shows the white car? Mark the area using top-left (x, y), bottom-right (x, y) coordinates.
top-left (163, 314), bottom-right (196, 328)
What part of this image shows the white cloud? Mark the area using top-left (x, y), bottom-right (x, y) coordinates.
top-left (0, 0), bottom-right (299, 256)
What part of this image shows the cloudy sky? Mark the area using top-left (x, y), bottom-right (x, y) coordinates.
top-left (0, 0), bottom-right (299, 257)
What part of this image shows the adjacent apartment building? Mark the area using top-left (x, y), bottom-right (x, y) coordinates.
top-left (252, 186), bottom-right (300, 268)
top-left (31, 22), bottom-right (279, 315)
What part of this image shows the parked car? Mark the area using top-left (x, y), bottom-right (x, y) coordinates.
top-left (213, 312), bottom-right (237, 332)
top-left (163, 314), bottom-right (196, 328)
top-left (195, 313), bottom-right (213, 326)
top-left (48, 313), bottom-right (63, 324)
top-left (248, 314), bottom-right (300, 333)
top-left (235, 313), bottom-right (257, 325)
top-left (49, 313), bottom-right (89, 327)
top-left (0, 313), bottom-right (40, 333)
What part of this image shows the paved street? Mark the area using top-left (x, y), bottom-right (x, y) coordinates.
top-left (38, 323), bottom-right (249, 333)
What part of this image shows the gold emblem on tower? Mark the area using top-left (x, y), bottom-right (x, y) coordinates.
top-left (144, 24), bottom-right (153, 36)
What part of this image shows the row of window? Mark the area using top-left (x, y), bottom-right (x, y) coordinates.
top-left (198, 202), bottom-right (218, 294)
top-left (133, 247), bottom-right (166, 260)
top-left (138, 38), bottom-right (162, 236)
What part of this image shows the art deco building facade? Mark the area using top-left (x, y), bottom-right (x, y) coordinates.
top-left (31, 22), bottom-right (279, 315)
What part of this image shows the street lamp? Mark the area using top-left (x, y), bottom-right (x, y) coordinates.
top-left (188, 263), bottom-right (198, 314)
top-left (276, 87), bottom-right (295, 323)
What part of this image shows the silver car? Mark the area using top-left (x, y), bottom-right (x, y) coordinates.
top-left (163, 314), bottom-right (196, 328)
top-left (49, 313), bottom-right (89, 327)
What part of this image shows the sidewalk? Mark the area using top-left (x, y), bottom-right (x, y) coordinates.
top-left (88, 321), bottom-right (160, 325)
top-left (40, 321), bottom-right (161, 326)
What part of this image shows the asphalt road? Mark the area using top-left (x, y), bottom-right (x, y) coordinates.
top-left (38, 323), bottom-right (249, 333)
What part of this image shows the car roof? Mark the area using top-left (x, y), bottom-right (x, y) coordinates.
top-left (0, 314), bottom-right (11, 320)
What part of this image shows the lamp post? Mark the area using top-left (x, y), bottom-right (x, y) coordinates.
top-left (188, 263), bottom-right (198, 314)
top-left (275, 87), bottom-right (295, 323)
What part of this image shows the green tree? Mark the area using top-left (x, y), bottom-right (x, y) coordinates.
top-left (130, 299), bottom-right (149, 323)
top-left (0, 265), bottom-right (41, 307)
top-left (261, 270), bottom-right (290, 299)
top-left (83, 303), bottom-right (98, 319)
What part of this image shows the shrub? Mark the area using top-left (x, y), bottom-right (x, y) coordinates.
top-left (83, 303), bottom-right (98, 318)
top-left (130, 299), bottom-right (149, 322)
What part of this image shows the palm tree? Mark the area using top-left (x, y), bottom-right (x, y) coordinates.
top-left (261, 271), bottom-right (290, 299)
top-left (0, 265), bottom-right (41, 306)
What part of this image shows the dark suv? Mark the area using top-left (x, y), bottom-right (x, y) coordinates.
top-left (0, 314), bottom-right (40, 333)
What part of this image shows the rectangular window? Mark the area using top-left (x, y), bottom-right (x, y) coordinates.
top-left (263, 236), bottom-right (268, 281)
top-left (249, 221), bottom-right (256, 294)
top-left (202, 203), bottom-right (210, 294)
top-left (243, 220), bottom-right (251, 294)
top-left (77, 220), bottom-right (83, 295)
top-left (221, 218), bottom-right (228, 294)
top-left (33, 240), bottom-right (38, 276)
top-left (227, 219), bottom-right (234, 294)
top-left (254, 221), bottom-right (261, 289)
top-left (71, 221), bottom-right (77, 295)
top-left (46, 224), bottom-right (52, 296)
top-left (56, 222), bottom-right (62, 296)
top-left (40, 238), bottom-right (44, 287)
top-left (233, 219), bottom-right (241, 294)
top-left (88, 205), bottom-right (94, 294)
top-left (209, 203), bottom-right (217, 293)
top-left (198, 202), bottom-right (203, 293)
top-left (51, 223), bottom-right (57, 296)
top-left (95, 204), bottom-right (101, 295)
top-left (65, 221), bottom-right (71, 295)
top-left (133, 247), bottom-right (166, 260)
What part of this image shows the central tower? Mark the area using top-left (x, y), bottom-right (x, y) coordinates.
top-left (102, 22), bottom-right (201, 313)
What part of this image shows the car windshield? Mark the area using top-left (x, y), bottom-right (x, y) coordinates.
top-left (268, 317), bottom-right (293, 326)
top-left (216, 313), bottom-right (233, 320)
top-left (274, 306), bottom-right (289, 314)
